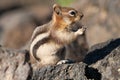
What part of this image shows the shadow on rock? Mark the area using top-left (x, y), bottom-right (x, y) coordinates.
top-left (84, 38), bottom-right (120, 65)
top-left (85, 66), bottom-right (101, 80)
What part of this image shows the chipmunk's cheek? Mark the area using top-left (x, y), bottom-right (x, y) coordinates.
top-left (75, 16), bottom-right (80, 21)
top-left (63, 17), bottom-right (72, 25)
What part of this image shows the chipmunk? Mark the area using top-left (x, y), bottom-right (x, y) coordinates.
top-left (29, 4), bottom-right (85, 68)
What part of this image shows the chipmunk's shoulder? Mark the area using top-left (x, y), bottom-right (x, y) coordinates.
top-left (31, 21), bottom-right (52, 41)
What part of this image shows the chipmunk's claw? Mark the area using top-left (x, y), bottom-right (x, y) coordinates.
top-left (57, 59), bottom-right (75, 65)
top-left (75, 27), bottom-right (86, 35)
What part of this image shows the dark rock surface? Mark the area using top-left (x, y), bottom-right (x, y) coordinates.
top-left (94, 46), bottom-right (120, 80)
top-left (31, 63), bottom-right (88, 80)
top-left (0, 47), bottom-right (30, 80)
top-left (31, 62), bottom-right (101, 80)
top-left (84, 38), bottom-right (120, 65)
top-left (0, 38), bottom-right (120, 80)
top-left (30, 38), bottom-right (120, 80)
top-left (84, 38), bottom-right (120, 80)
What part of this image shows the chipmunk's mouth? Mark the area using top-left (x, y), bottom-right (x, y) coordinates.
top-left (66, 21), bottom-right (83, 32)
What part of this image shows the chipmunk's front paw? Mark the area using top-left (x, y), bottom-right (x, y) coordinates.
top-left (75, 27), bottom-right (86, 35)
top-left (57, 59), bottom-right (75, 65)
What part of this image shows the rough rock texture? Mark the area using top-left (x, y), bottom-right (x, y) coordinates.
top-left (84, 38), bottom-right (120, 80)
top-left (0, 47), bottom-right (30, 80)
top-left (31, 63), bottom-right (88, 80)
top-left (31, 38), bottom-right (120, 80)
top-left (31, 62), bottom-right (101, 80)
top-left (0, 38), bottom-right (120, 80)
top-left (84, 38), bottom-right (120, 65)
top-left (94, 46), bottom-right (120, 80)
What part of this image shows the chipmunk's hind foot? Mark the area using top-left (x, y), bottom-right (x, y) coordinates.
top-left (57, 59), bottom-right (75, 65)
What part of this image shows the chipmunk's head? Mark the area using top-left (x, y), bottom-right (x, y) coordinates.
top-left (51, 4), bottom-right (85, 44)
top-left (52, 4), bottom-right (83, 28)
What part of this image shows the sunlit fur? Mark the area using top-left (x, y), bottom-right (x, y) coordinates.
top-left (30, 4), bottom-right (84, 68)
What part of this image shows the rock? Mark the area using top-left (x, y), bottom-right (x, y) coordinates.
top-left (0, 47), bottom-right (30, 80)
top-left (84, 38), bottom-right (120, 80)
top-left (31, 63), bottom-right (87, 80)
top-left (31, 62), bottom-right (101, 80)
top-left (0, 38), bottom-right (120, 80)
top-left (94, 46), bottom-right (120, 80)
top-left (84, 38), bottom-right (120, 65)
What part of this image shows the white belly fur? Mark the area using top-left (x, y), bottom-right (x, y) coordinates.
top-left (36, 41), bottom-right (62, 65)
top-left (30, 32), bottom-right (49, 58)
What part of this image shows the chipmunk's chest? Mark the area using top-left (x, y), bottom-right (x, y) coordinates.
top-left (30, 31), bottom-right (63, 64)
top-left (37, 41), bottom-right (61, 57)
top-left (36, 41), bottom-right (62, 65)
top-left (30, 31), bottom-right (62, 57)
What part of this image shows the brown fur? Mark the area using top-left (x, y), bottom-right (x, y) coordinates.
top-left (30, 4), bottom-right (85, 69)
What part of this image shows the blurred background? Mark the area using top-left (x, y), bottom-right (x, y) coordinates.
top-left (0, 0), bottom-right (120, 49)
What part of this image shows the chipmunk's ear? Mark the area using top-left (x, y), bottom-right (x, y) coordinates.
top-left (53, 4), bottom-right (62, 15)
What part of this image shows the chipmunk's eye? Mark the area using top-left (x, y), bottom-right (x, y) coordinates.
top-left (69, 10), bottom-right (76, 16)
